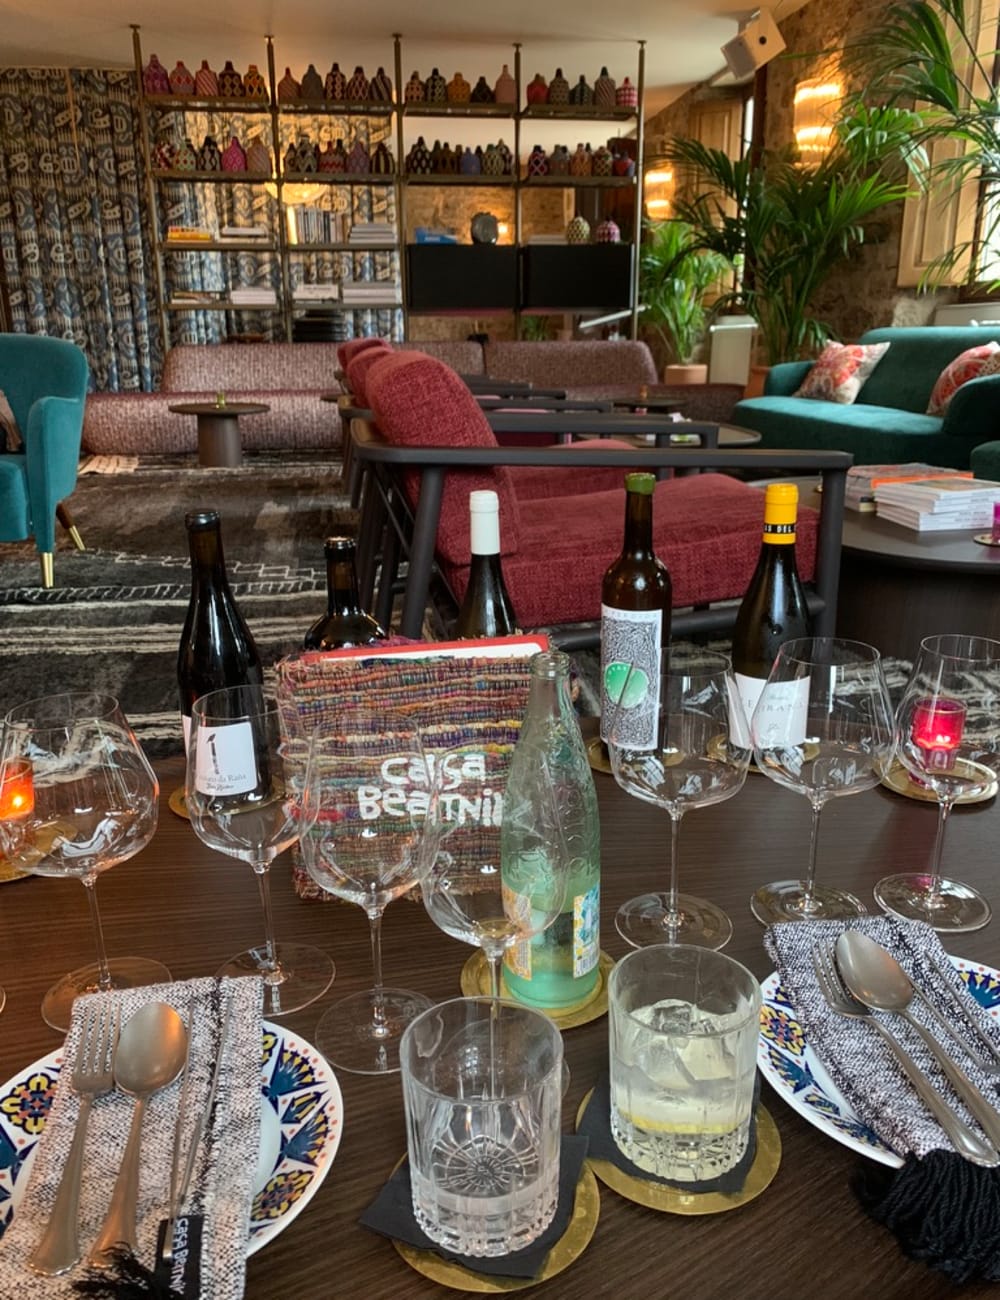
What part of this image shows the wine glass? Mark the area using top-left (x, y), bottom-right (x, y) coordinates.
top-left (416, 740), bottom-right (569, 1003)
top-left (607, 651), bottom-right (751, 949)
top-left (875, 634), bottom-right (1000, 932)
top-left (751, 637), bottom-right (894, 924)
top-left (0, 692), bottom-right (171, 1031)
top-left (297, 719), bottom-right (434, 1075)
top-left (185, 685), bottom-right (335, 1017)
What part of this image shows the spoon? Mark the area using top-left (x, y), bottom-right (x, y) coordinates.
top-left (836, 931), bottom-right (1000, 1152)
top-left (88, 1002), bottom-right (188, 1267)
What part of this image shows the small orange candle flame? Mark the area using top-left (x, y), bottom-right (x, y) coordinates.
top-left (0, 761), bottom-right (34, 819)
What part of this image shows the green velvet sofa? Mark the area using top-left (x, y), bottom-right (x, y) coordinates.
top-left (732, 326), bottom-right (1000, 468)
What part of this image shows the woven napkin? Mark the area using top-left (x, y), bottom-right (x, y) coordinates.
top-left (764, 916), bottom-right (1000, 1159)
top-left (0, 975), bottom-right (262, 1300)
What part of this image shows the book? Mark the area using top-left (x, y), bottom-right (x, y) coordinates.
top-left (875, 477), bottom-right (1000, 513)
top-left (845, 463), bottom-right (971, 511)
top-left (876, 501), bottom-right (998, 531)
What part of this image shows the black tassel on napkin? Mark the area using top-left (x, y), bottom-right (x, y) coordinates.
top-left (72, 1249), bottom-right (184, 1300)
top-left (854, 1152), bottom-right (1000, 1284)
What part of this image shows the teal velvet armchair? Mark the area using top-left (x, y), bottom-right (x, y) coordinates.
top-left (0, 335), bottom-right (89, 586)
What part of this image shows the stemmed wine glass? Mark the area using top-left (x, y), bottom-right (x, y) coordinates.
top-left (417, 740), bottom-right (569, 1004)
top-left (607, 652), bottom-right (751, 949)
top-left (751, 637), bottom-right (894, 924)
top-left (875, 634), bottom-right (1000, 931)
top-left (0, 692), bottom-right (171, 1030)
top-left (297, 717), bottom-right (434, 1075)
top-left (186, 685), bottom-right (335, 1017)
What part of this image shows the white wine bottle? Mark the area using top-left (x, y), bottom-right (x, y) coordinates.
top-left (303, 536), bottom-right (387, 650)
top-left (453, 490), bottom-right (519, 638)
top-left (731, 482), bottom-right (812, 740)
top-left (600, 473), bottom-right (671, 750)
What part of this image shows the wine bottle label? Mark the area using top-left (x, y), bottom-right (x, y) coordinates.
top-left (735, 672), bottom-right (810, 748)
top-left (182, 712), bottom-right (192, 753)
top-left (599, 606), bottom-right (663, 748)
top-left (194, 721), bottom-right (258, 796)
top-left (573, 883), bottom-right (600, 978)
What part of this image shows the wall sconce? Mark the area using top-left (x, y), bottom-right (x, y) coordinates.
top-left (644, 167), bottom-right (675, 220)
top-left (793, 77), bottom-right (843, 158)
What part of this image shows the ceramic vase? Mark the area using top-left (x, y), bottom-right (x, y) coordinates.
top-left (569, 75), bottom-right (594, 106)
top-left (548, 68), bottom-right (570, 105)
top-left (294, 135), bottom-right (318, 173)
top-left (460, 147), bottom-right (481, 175)
top-left (566, 215), bottom-right (591, 244)
top-left (370, 142), bottom-right (394, 174)
top-left (405, 136), bottom-right (432, 173)
top-left (197, 134), bottom-right (221, 170)
top-left (346, 139), bottom-right (370, 174)
top-left (527, 144), bottom-right (548, 176)
top-left (143, 55), bottom-right (170, 95)
top-left (424, 68), bottom-right (447, 103)
top-left (346, 66), bottom-right (369, 100)
top-left (616, 76), bottom-right (638, 108)
top-left (547, 144), bottom-right (570, 176)
top-left (194, 60), bottom-right (218, 97)
top-left (325, 63), bottom-right (347, 100)
top-left (404, 70), bottom-right (425, 102)
top-left (244, 64), bottom-right (269, 100)
top-left (570, 142), bottom-right (591, 176)
top-left (447, 72), bottom-right (471, 103)
top-left (220, 136), bottom-right (246, 172)
top-left (481, 143), bottom-right (504, 176)
top-left (218, 61), bottom-right (245, 98)
top-left (277, 67), bottom-right (300, 101)
top-left (470, 76), bottom-right (494, 103)
top-left (169, 61), bottom-right (195, 95)
top-left (592, 145), bottom-right (613, 176)
top-left (525, 73), bottom-right (548, 104)
top-left (246, 136), bottom-right (271, 175)
top-left (300, 64), bottom-right (324, 100)
top-left (594, 67), bottom-right (616, 108)
top-left (595, 218), bottom-right (621, 243)
top-left (494, 64), bottom-right (517, 103)
top-left (369, 67), bottom-right (393, 102)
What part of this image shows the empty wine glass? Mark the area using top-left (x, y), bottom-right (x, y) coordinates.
top-left (607, 652), bottom-right (751, 949)
top-left (875, 634), bottom-right (1000, 932)
top-left (417, 740), bottom-right (569, 1003)
top-left (0, 692), bottom-right (171, 1030)
top-left (186, 685), bottom-right (335, 1016)
top-left (751, 637), bottom-right (894, 924)
top-left (297, 718), bottom-right (434, 1075)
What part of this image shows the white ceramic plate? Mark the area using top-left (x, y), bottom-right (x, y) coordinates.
top-left (0, 1019), bottom-right (343, 1254)
top-left (758, 956), bottom-right (1000, 1168)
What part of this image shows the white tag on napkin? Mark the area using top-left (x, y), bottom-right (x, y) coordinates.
top-left (0, 975), bottom-right (262, 1299)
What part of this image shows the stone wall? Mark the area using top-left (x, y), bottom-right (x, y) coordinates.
top-left (643, 0), bottom-right (953, 348)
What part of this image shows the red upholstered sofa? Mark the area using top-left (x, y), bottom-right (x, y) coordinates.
top-left (353, 349), bottom-right (849, 646)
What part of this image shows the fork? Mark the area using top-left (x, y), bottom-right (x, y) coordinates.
top-left (811, 942), bottom-right (999, 1168)
top-left (27, 1003), bottom-right (120, 1276)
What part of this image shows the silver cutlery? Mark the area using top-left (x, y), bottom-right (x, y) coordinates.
top-left (162, 990), bottom-right (233, 1266)
top-left (88, 1002), bottom-right (189, 1267)
top-left (836, 930), bottom-right (1000, 1152)
top-left (28, 1003), bottom-right (119, 1276)
top-left (929, 950), bottom-right (1000, 1071)
top-left (811, 941), bottom-right (999, 1166)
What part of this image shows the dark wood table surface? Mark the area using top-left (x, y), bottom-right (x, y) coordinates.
top-left (4, 751), bottom-right (1000, 1299)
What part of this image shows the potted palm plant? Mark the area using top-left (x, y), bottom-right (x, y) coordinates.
top-left (638, 218), bottom-right (731, 381)
top-left (845, 0), bottom-right (1000, 285)
top-left (664, 105), bottom-right (917, 365)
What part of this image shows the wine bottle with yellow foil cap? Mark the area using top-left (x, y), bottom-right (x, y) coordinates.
top-left (731, 482), bottom-right (812, 737)
top-left (600, 472), bottom-right (672, 750)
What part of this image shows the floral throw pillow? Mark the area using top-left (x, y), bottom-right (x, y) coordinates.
top-left (0, 390), bottom-right (23, 452)
top-left (926, 342), bottom-right (1000, 416)
top-left (793, 341), bottom-right (891, 405)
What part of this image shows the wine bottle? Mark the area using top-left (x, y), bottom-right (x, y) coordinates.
top-left (501, 650), bottom-right (601, 1010)
top-left (303, 536), bottom-right (387, 650)
top-left (731, 482), bottom-right (812, 741)
top-left (600, 473), bottom-right (672, 749)
top-left (453, 490), bottom-right (519, 639)
top-left (177, 510), bottom-right (264, 750)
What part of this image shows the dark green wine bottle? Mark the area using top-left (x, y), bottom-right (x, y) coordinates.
top-left (178, 510), bottom-right (264, 751)
top-left (304, 536), bottom-right (387, 650)
top-left (731, 482), bottom-right (812, 730)
top-left (454, 490), bottom-right (519, 639)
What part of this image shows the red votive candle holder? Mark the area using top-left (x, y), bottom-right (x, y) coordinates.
top-left (992, 502), bottom-right (1000, 544)
top-left (0, 760), bottom-right (34, 819)
top-left (912, 697), bottom-right (966, 771)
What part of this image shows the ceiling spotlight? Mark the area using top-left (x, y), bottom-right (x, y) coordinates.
top-left (721, 9), bottom-right (787, 80)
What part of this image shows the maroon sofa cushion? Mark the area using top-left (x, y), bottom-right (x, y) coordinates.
top-left (441, 474), bottom-right (819, 628)
top-left (338, 337), bottom-right (388, 369)
top-left (345, 342), bottom-right (393, 404)
top-left (510, 440), bottom-right (637, 500)
top-left (366, 350), bottom-right (521, 565)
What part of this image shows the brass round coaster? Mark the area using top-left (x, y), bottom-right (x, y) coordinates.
top-left (574, 1091), bottom-right (781, 1215)
top-left (973, 533), bottom-right (1000, 547)
top-left (880, 759), bottom-right (997, 806)
top-left (586, 735), bottom-right (612, 776)
top-left (392, 1164), bottom-right (600, 1293)
top-left (0, 859), bottom-right (30, 885)
top-left (460, 951), bottom-right (614, 1029)
top-left (168, 785), bottom-right (191, 820)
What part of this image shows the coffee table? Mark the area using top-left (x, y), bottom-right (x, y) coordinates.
top-left (168, 401), bottom-right (270, 468)
top-left (797, 482), bottom-right (1000, 658)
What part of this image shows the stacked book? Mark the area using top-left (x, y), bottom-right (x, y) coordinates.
top-left (166, 225), bottom-right (212, 242)
top-left (292, 284), bottom-right (338, 301)
top-left (220, 225), bottom-right (269, 241)
top-left (229, 286), bottom-right (277, 306)
top-left (845, 463), bottom-right (971, 511)
top-left (349, 222), bottom-right (395, 247)
top-left (874, 477), bottom-right (1000, 531)
top-left (340, 280), bottom-right (401, 305)
top-left (287, 208), bottom-right (344, 244)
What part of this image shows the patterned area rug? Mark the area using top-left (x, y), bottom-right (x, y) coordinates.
top-left (0, 453), bottom-right (354, 755)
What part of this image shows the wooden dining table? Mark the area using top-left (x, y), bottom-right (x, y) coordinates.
top-left (3, 748), bottom-right (1000, 1299)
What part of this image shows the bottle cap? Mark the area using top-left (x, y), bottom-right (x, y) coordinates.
top-left (185, 509), bottom-right (221, 530)
top-left (324, 535), bottom-right (355, 554)
top-left (469, 490), bottom-right (500, 514)
top-left (624, 472), bottom-right (656, 495)
top-left (469, 490), bottom-right (500, 554)
top-left (763, 482), bottom-right (798, 541)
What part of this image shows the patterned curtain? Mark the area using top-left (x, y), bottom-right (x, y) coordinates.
top-left (0, 68), bottom-right (162, 390)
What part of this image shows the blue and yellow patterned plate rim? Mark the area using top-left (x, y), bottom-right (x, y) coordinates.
top-left (0, 1019), bottom-right (343, 1253)
top-left (758, 956), bottom-right (1000, 1169)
